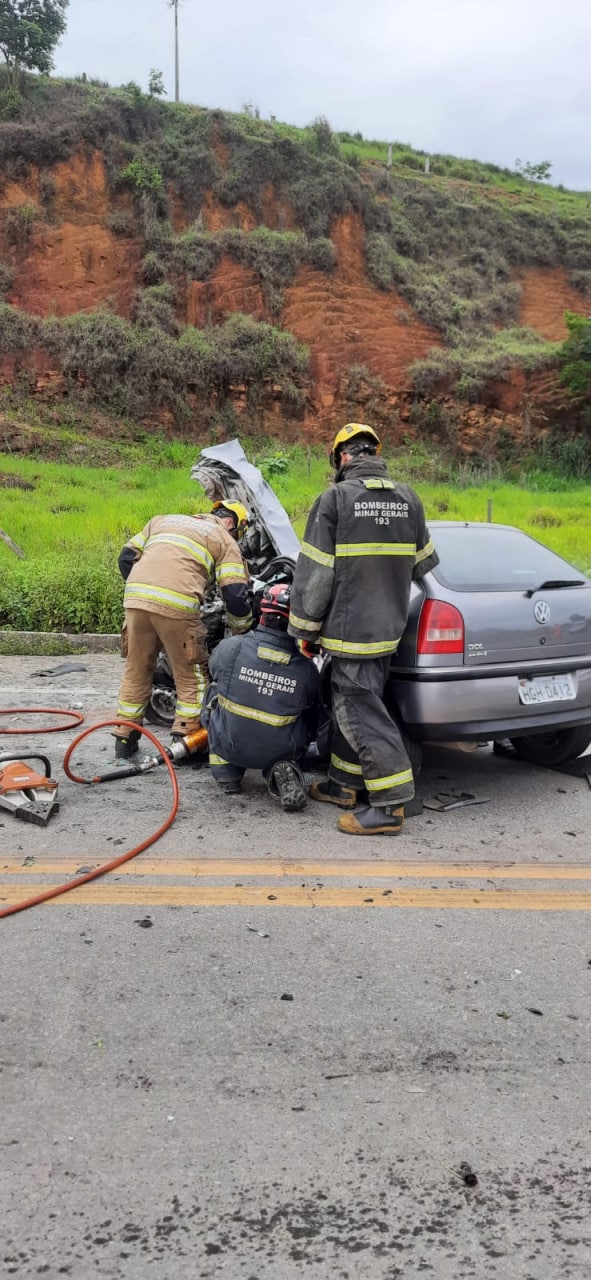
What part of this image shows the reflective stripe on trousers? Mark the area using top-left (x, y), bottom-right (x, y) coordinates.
top-left (328, 655), bottom-right (415, 807)
top-left (115, 608), bottom-right (210, 737)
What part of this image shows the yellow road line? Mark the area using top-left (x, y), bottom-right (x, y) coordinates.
top-left (1, 884), bottom-right (591, 909)
top-left (2, 859), bottom-right (591, 880)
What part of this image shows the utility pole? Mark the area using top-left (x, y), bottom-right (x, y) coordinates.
top-left (169, 0), bottom-right (180, 102)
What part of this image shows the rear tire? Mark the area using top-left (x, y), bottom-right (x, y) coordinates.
top-left (403, 733), bottom-right (423, 780)
top-left (509, 725), bottom-right (591, 767)
top-left (145, 686), bottom-right (176, 728)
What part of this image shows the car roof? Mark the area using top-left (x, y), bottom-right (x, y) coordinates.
top-left (429, 521), bottom-right (523, 531)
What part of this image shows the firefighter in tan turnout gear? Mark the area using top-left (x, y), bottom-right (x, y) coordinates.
top-left (113, 502), bottom-right (252, 758)
top-left (288, 424), bottom-right (439, 836)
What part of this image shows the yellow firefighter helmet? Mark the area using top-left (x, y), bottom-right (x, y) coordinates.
top-left (329, 423), bottom-right (382, 468)
top-left (211, 500), bottom-right (250, 539)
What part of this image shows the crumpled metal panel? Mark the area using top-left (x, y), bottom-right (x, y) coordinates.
top-left (191, 438), bottom-right (301, 563)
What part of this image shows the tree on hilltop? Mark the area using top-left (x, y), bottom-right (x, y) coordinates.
top-left (148, 68), bottom-right (166, 98)
top-left (515, 158), bottom-right (553, 184)
top-left (0, 0), bottom-right (69, 88)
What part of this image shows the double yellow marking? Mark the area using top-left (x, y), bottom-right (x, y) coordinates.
top-left (1, 860), bottom-right (591, 910)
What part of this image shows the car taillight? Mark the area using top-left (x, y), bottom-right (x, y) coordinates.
top-left (417, 599), bottom-right (464, 655)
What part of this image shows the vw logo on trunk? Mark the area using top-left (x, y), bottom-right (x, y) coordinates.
top-left (534, 600), bottom-right (551, 624)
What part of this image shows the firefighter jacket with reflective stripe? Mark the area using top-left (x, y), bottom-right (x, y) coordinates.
top-left (204, 624), bottom-right (320, 770)
top-left (288, 458), bottom-right (439, 659)
top-left (120, 514), bottom-right (252, 631)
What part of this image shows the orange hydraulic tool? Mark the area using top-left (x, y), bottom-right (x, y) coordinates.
top-left (84, 725), bottom-right (209, 786)
top-left (0, 753), bottom-right (59, 826)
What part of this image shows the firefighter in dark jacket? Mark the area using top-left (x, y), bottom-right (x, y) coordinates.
top-left (288, 423), bottom-right (439, 836)
top-left (113, 502), bottom-right (252, 758)
top-left (203, 583), bottom-right (320, 812)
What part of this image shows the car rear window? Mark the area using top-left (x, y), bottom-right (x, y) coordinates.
top-left (430, 525), bottom-right (586, 592)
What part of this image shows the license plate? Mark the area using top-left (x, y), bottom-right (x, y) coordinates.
top-left (518, 674), bottom-right (577, 705)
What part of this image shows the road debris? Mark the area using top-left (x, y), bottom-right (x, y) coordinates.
top-left (246, 926), bottom-right (270, 938)
top-left (135, 916), bottom-right (154, 929)
top-left (424, 790), bottom-right (489, 812)
top-left (458, 1162), bottom-right (478, 1187)
top-left (280, 992), bottom-right (294, 1001)
top-left (526, 1007), bottom-right (543, 1016)
top-left (31, 662), bottom-right (89, 677)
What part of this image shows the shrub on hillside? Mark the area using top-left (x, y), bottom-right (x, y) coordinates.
top-left (132, 283), bottom-right (179, 335)
top-left (0, 303), bottom-right (40, 351)
top-left (173, 229), bottom-right (221, 279)
top-left (142, 250), bottom-right (167, 285)
top-left (307, 236), bottom-right (337, 271)
top-left (33, 307), bottom-right (311, 418)
top-left (568, 270), bottom-right (591, 296)
top-left (0, 87), bottom-right (25, 120)
top-left (4, 202), bottom-right (42, 247)
top-left (365, 232), bottom-right (396, 290)
top-left (410, 328), bottom-right (558, 397)
top-left (106, 209), bottom-right (136, 237)
top-left (287, 167), bottom-right (361, 239)
top-left (44, 311), bottom-right (138, 402)
top-left (558, 313), bottom-right (591, 398)
top-left (304, 117), bottom-right (341, 158)
top-left (203, 312), bottom-right (309, 393)
top-left (0, 264), bottom-right (15, 297)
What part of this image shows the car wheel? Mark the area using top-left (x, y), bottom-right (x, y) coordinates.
top-left (509, 726), bottom-right (591, 767)
top-left (396, 725), bottom-right (422, 778)
top-left (145, 686), bottom-right (176, 728)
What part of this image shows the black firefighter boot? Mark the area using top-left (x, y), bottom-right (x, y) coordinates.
top-left (309, 778), bottom-right (359, 809)
top-left (113, 729), bottom-right (141, 760)
top-left (267, 761), bottom-right (307, 813)
top-left (337, 804), bottom-right (405, 836)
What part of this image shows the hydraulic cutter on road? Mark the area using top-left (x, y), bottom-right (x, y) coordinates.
top-left (0, 753), bottom-right (59, 826)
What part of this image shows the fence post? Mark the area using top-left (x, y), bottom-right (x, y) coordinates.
top-left (486, 499), bottom-right (493, 523)
top-left (0, 528), bottom-right (25, 558)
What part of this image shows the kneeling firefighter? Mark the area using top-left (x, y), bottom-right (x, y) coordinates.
top-left (202, 583), bottom-right (320, 811)
top-left (288, 423), bottom-right (439, 836)
top-left (114, 502), bottom-right (252, 759)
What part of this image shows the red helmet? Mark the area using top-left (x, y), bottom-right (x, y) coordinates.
top-left (260, 582), bottom-right (291, 625)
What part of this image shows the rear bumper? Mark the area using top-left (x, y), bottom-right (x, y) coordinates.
top-left (387, 667), bottom-right (591, 742)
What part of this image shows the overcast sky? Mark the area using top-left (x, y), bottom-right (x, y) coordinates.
top-left (54, 0), bottom-right (591, 189)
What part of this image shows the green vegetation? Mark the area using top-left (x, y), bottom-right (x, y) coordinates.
top-left (0, 0), bottom-right (69, 89)
top-left (410, 329), bottom-right (559, 400)
top-left (1, 437), bottom-right (591, 634)
top-left (558, 313), bottom-right (591, 398)
top-left (0, 304), bottom-right (310, 417)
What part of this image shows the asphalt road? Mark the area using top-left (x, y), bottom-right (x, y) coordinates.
top-left (1, 655), bottom-right (591, 1279)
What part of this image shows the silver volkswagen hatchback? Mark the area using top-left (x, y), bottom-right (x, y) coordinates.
top-left (388, 521), bottom-right (591, 766)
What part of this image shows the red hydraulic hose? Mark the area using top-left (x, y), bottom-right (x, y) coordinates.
top-left (0, 719), bottom-right (179, 919)
top-left (0, 708), bottom-right (85, 734)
